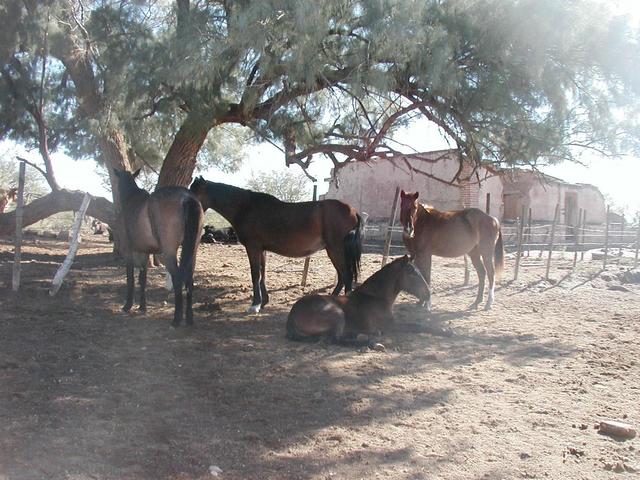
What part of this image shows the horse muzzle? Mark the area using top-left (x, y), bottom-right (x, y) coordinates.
top-left (402, 226), bottom-right (415, 239)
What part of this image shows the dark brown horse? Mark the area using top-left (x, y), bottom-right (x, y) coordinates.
top-left (190, 176), bottom-right (363, 313)
top-left (114, 169), bottom-right (204, 326)
top-left (399, 190), bottom-right (504, 311)
top-left (286, 255), bottom-right (430, 344)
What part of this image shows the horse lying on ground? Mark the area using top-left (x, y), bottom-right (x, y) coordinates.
top-left (114, 169), bottom-right (203, 326)
top-left (190, 176), bottom-right (363, 313)
top-left (201, 225), bottom-right (238, 244)
top-left (286, 255), bottom-right (430, 345)
top-left (399, 190), bottom-right (504, 311)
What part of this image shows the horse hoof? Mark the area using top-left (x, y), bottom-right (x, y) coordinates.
top-left (420, 299), bottom-right (432, 313)
top-left (246, 305), bottom-right (261, 314)
top-left (484, 303), bottom-right (493, 311)
top-left (122, 304), bottom-right (133, 313)
top-left (137, 306), bottom-right (147, 314)
top-left (468, 302), bottom-right (480, 310)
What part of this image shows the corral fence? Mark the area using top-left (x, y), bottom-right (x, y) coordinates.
top-left (362, 203), bottom-right (640, 281)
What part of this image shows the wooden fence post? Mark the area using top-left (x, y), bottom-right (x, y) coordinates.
top-left (619, 218), bottom-right (625, 263)
top-left (572, 207), bottom-right (583, 272)
top-left (526, 207), bottom-right (532, 257)
top-left (545, 203), bottom-right (560, 280)
top-left (381, 186), bottom-right (400, 267)
top-left (634, 212), bottom-right (639, 269)
top-left (514, 205), bottom-right (526, 281)
top-left (580, 210), bottom-right (587, 261)
top-left (463, 255), bottom-right (470, 286)
top-left (50, 193), bottom-right (91, 296)
top-left (300, 184), bottom-right (318, 287)
top-left (11, 161), bottom-right (26, 292)
top-left (603, 205), bottom-right (610, 269)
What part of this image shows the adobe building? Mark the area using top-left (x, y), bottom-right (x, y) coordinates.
top-left (501, 170), bottom-right (606, 225)
top-left (323, 150), bottom-right (606, 228)
top-left (323, 149), bottom-right (503, 221)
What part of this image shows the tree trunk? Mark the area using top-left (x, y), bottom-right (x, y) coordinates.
top-left (157, 112), bottom-right (212, 188)
top-left (0, 189), bottom-right (114, 237)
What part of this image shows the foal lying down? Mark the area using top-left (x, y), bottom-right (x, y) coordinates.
top-left (286, 256), bottom-right (430, 345)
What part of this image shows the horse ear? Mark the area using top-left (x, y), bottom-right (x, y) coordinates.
top-left (132, 169), bottom-right (141, 178)
top-left (413, 191), bottom-right (419, 200)
top-left (400, 189), bottom-right (406, 197)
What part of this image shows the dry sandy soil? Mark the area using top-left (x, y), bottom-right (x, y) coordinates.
top-left (0, 235), bottom-right (638, 480)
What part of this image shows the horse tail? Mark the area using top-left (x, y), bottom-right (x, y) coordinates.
top-left (343, 213), bottom-right (363, 286)
top-left (180, 197), bottom-right (203, 279)
top-left (494, 228), bottom-right (504, 280)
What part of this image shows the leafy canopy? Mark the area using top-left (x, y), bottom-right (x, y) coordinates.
top-left (1, 0), bottom-right (638, 183)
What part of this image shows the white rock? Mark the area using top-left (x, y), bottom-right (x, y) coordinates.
top-left (209, 465), bottom-right (223, 477)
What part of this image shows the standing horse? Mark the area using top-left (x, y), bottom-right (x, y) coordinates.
top-left (399, 190), bottom-right (504, 311)
top-left (0, 187), bottom-right (18, 213)
top-left (190, 176), bottom-right (363, 313)
top-left (286, 255), bottom-right (430, 344)
top-left (114, 169), bottom-right (203, 326)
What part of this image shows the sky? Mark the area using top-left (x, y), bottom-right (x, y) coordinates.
top-left (3, 0), bottom-right (640, 217)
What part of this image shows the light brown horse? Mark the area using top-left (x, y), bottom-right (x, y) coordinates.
top-left (0, 187), bottom-right (18, 213)
top-left (190, 176), bottom-right (363, 313)
top-left (399, 190), bottom-right (504, 311)
top-left (286, 255), bottom-right (430, 345)
top-left (114, 169), bottom-right (204, 327)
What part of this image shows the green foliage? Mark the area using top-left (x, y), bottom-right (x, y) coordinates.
top-left (0, 148), bottom-right (48, 205)
top-left (245, 169), bottom-right (312, 202)
top-left (1, 0), bottom-right (639, 185)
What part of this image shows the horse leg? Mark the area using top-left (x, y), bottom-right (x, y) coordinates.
top-left (468, 249), bottom-right (486, 309)
top-left (481, 249), bottom-right (496, 311)
top-left (185, 275), bottom-right (194, 325)
top-left (259, 251), bottom-right (269, 308)
top-left (415, 253), bottom-right (432, 312)
top-left (138, 263), bottom-right (148, 312)
top-left (123, 259), bottom-right (135, 312)
top-left (245, 246), bottom-right (263, 313)
top-left (325, 247), bottom-right (346, 295)
top-left (165, 254), bottom-right (184, 327)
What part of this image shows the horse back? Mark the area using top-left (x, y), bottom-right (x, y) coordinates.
top-left (286, 294), bottom-right (347, 339)
top-left (415, 206), bottom-right (500, 257)
top-left (319, 199), bottom-right (360, 241)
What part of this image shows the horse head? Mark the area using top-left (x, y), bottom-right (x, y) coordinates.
top-left (399, 190), bottom-right (419, 238)
top-left (189, 175), bottom-right (209, 208)
top-left (7, 187), bottom-right (18, 202)
top-left (398, 255), bottom-right (431, 303)
top-left (113, 168), bottom-right (142, 200)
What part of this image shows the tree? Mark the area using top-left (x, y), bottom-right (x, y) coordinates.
top-left (1, 0), bottom-right (639, 234)
top-left (246, 169), bottom-right (311, 202)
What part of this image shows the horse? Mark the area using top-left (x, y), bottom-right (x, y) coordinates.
top-left (0, 187), bottom-right (18, 213)
top-left (286, 255), bottom-right (430, 344)
top-left (399, 190), bottom-right (504, 311)
top-left (113, 169), bottom-right (204, 327)
top-left (190, 176), bottom-right (363, 313)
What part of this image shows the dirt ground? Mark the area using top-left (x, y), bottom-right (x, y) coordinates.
top-left (0, 234), bottom-right (638, 480)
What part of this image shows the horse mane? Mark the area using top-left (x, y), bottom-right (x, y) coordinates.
top-left (355, 256), bottom-right (405, 297)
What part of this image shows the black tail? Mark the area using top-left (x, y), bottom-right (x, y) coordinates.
top-left (180, 197), bottom-right (203, 279)
top-left (343, 213), bottom-right (363, 288)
